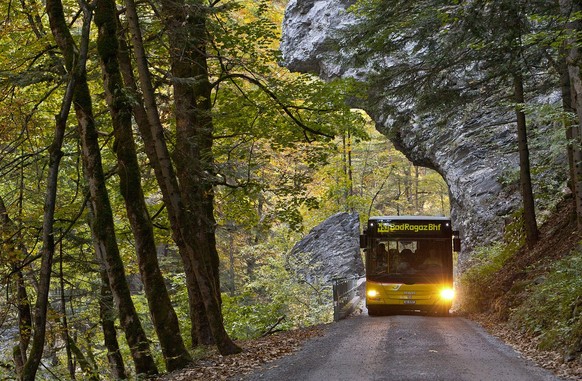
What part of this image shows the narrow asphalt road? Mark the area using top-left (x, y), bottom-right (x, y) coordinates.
top-left (238, 313), bottom-right (566, 381)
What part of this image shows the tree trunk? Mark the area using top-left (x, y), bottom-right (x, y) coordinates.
top-left (86, 193), bottom-right (157, 376)
top-left (560, 0), bottom-right (582, 228)
top-left (19, 52), bottom-right (64, 381)
top-left (513, 73), bottom-right (539, 247)
top-left (405, 164), bottom-right (413, 207)
top-left (67, 336), bottom-right (99, 381)
top-left (13, 269), bottom-right (32, 376)
top-left (159, 0), bottom-right (240, 354)
top-left (119, 0), bottom-right (214, 347)
top-left (559, 46), bottom-right (580, 222)
top-left (122, 0), bottom-right (239, 353)
top-left (83, 129), bottom-right (158, 377)
top-left (58, 241), bottom-right (75, 380)
top-left (0, 196), bottom-right (32, 377)
top-left (347, 129), bottom-right (354, 212)
top-left (342, 134), bottom-right (349, 206)
top-left (98, 268), bottom-right (127, 380)
top-left (414, 166), bottom-right (420, 213)
top-left (45, 0), bottom-right (158, 375)
top-left (94, 0), bottom-right (192, 371)
top-left (20, 0), bottom-right (88, 377)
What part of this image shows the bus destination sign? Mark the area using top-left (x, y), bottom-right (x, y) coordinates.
top-left (374, 220), bottom-right (451, 237)
top-left (377, 222), bottom-right (442, 233)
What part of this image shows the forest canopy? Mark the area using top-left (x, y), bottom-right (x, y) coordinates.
top-left (0, 0), bottom-right (448, 379)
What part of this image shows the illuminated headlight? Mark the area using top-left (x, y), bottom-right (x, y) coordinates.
top-left (367, 289), bottom-right (378, 298)
top-left (440, 288), bottom-right (454, 301)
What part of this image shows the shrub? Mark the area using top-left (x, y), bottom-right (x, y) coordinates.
top-left (222, 291), bottom-right (290, 340)
top-left (222, 252), bottom-right (333, 340)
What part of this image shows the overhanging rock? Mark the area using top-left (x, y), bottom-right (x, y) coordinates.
top-left (281, 0), bottom-right (568, 265)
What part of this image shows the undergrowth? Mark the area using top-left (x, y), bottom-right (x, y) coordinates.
top-left (510, 248), bottom-right (582, 357)
top-left (221, 251), bottom-right (333, 340)
top-left (460, 208), bottom-right (582, 360)
top-left (459, 212), bottom-right (524, 312)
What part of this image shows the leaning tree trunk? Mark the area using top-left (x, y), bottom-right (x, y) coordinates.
top-left (513, 73), bottom-right (539, 247)
top-left (46, 0), bottom-right (158, 375)
top-left (94, 0), bottom-right (192, 371)
top-left (80, 84), bottom-right (158, 377)
top-left (20, 1), bottom-right (90, 378)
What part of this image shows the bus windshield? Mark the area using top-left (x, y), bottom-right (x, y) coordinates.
top-left (367, 238), bottom-right (451, 283)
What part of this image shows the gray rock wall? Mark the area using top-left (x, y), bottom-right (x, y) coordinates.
top-left (281, 0), bottom-right (567, 265)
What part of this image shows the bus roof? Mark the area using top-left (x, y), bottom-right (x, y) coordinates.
top-left (368, 215), bottom-right (450, 221)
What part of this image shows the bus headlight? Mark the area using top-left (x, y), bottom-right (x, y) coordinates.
top-left (440, 288), bottom-right (454, 301)
top-left (367, 289), bottom-right (378, 298)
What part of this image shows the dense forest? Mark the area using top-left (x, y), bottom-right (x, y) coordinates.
top-left (0, 0), bottom-right (449, 379)
top-left (4, 0), bottom-right (582, 378)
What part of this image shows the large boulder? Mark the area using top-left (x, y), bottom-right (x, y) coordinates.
top-left (290, 212), bottom-right (364, 281)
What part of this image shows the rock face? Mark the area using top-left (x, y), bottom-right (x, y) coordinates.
top-left (290, 212), bottom-right (364, 281)
top-left (281, 0), bottom-right (567, 265)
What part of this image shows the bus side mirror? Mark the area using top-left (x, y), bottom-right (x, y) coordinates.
top-left (360, 234), bottom-right (367, 249)
top-left (453, 238), bottom-right (461, 252)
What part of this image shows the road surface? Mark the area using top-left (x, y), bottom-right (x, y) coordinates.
top-left (239, 313), bottom-right (566, 381)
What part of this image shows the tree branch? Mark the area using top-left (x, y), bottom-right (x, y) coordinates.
top-left (213, 73), bottom-right (335, 140)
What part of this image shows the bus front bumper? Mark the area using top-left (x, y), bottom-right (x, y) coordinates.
top-left (366, 283), bottom-right (453, 313)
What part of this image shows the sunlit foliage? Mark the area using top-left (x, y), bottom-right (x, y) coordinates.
top-left (0, 0), bottom-right (452, 376)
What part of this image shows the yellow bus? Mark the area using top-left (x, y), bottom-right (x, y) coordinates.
top-left (360, 216), bottom-right (460, 316)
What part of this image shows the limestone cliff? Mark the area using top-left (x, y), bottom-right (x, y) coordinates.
top-left (281, 0), bottom-right (568, 265)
